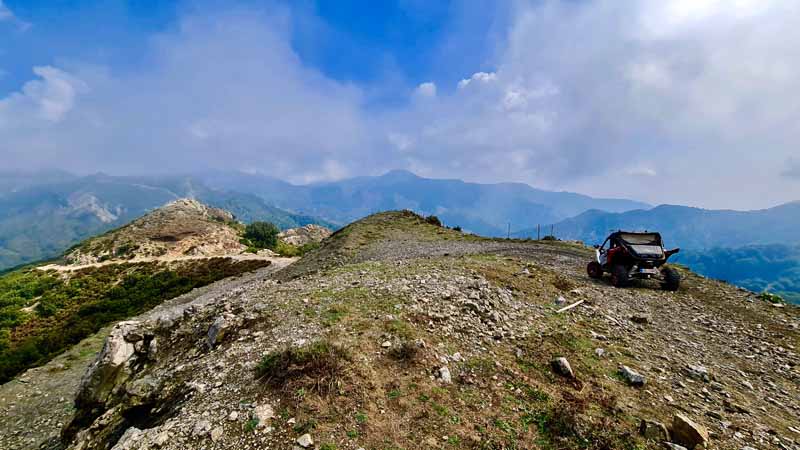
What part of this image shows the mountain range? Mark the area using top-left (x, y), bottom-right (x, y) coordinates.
top-left (1, 169), bottom-right (798, 302)
top-left (196, 169), bottom-right (651, 235)
top-left (0, 173), bottom-right (331, 270)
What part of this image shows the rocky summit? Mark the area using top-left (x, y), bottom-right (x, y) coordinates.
top-left (62, 198), bottom-right (247, 265)
top-left (2, 211), bottom-right (799, 450)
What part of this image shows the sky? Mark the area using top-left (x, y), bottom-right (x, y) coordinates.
top-left (1, 0), bottom-right (799, 210)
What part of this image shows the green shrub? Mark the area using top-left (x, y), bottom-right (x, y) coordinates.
top-left (757, 291), bottom-right (784, 304)
top-left (425, 215), bottom-right (443, 227)
top-left (243, 221), bottom-right (280, 250)
top-left (256, 340), bottom-right (350, 395)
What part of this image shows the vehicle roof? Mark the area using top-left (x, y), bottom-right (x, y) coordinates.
top-left (608, 231), bottom-right (663, 244)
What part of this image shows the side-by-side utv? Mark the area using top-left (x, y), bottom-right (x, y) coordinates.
top-left (586, 231), bottom-right (681, 290)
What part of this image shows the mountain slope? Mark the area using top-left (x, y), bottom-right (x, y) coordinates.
top-left (198, 169), bottom-right (651, 235)
top-left (0, 199), bottom-right (292, 386)
top-left (0, 174), bottom-right (332, 270)
top-left (33, 211), bottom-right (799, 450)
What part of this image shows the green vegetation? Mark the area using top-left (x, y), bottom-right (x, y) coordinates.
top-left (676, 244), bottom-right (800, 304)
top-left (0, 258), bottom-right (270, 383)
top-left (242, 221), bottom-right (280, 250)
top-left (256, 340), bottom-right (351, 395)
top-left (275, 240), bottom-right (320, 257)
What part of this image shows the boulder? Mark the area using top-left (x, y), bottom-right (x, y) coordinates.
top-left (640, 419), bottom-right (669, 442)
top-left (619, 365), bottom-right (646, 386)
top-left (670, 414), bottom-right (709, 449)
top-left (75, 321), bottom-right (140, 408)
top-left (551, 357), bottom-right (575, 379)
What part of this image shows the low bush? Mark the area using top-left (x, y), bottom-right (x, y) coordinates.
top-left (243, 221), bottom-right (280, 250)
top-left (256, 340), bottom-right (351, 395)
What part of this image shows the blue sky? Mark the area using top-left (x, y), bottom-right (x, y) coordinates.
top-left (1, 0), bottom-right (502, 103)
top-left (1, 0), bottom-right (800, 209)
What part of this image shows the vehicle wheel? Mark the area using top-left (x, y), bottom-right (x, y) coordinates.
top-left (587, 261), bottom-right (603, 279)
top-left (661, 266), bottom-right (681, 291)
top-left (610, 264), bottom-right (629, 288)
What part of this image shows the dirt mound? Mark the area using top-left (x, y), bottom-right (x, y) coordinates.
top-left (63, 199), bottom-right (246, 264)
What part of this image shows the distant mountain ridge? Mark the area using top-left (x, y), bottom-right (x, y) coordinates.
top-left (0, 174), bottom-right (333, 270)
top-left (541, 202), bottom-right (800, 248)
top-left (198, 169), bottom-right (651, 236)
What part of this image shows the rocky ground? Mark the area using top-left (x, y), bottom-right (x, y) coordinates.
top-left (3, 211), bottom-right (798, 450)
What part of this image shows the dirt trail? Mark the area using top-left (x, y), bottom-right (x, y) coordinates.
top-left (37, 254), bottom-right (291, 273)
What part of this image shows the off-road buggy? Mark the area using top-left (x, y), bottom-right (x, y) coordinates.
top-left (586, 231), bottom-right (681, 290)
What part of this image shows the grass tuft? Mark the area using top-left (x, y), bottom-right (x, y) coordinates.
top-left (256, 340), bottom-right (351, 395)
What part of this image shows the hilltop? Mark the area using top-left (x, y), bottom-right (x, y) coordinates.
top-left (7, 211), bottom-right (794, 450)
top-left (63, 198), bottom-right (247, 265)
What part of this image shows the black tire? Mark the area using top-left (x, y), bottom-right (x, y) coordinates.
top-left (587, 261), bottom-right (603, 279)
top-left (610, 264), bottom-right (629, 288)
top-left (661, 266), bottom-right (681, 291)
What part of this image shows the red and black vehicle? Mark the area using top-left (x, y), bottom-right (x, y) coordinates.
top-left (586, 231), bottom-right (681, 290)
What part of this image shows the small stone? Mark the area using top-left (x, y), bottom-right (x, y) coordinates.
top-left (551, 357), bottom-right (575, 379)
top-left (210, 426), bottom-right (223, 442)
top-left (228, 411), bottom-right (239, 421)
top-left (619, 365), bottom-right (646, 386)
top-left (192, 420), bottom-right (211, 437)
top-left (555, 296), bottom-right (567, 305)
top-left (297, 433), bottom-right (313, 448)
top-left (662, 444), bottom-right (688, 450)
top-left (639, 419), bottom-right (669, 442)
top-left (594, 348), bottom-right (605, 358)
top-left (685, 364), bottom-right (710, 382)
top-left (381, 341), bottom-right (392, 348)
top-left (438, 366), bottom-right (452, 383)
top-left (207, 316), bottom-right (230, 348)
top-left (154, 432), bottom-right (169, 447)
top-left (254, 403), bottom-right (275, 424)
top-left (630, 314), bottom-right (651, 324)
top-left (670, 413), bottom-right (709, 450)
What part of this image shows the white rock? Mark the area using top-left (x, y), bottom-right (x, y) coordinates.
top-left (438, 366), bottom-right (452, 383)
top-left (297, 433), bottom-right (314, 448)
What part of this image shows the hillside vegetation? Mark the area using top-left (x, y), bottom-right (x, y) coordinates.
top-left (675, 244), bottom-right (800, 304)
top-left (37, 211), bottom-right (798, 450)
top-left (0, 258), bottom-right (272, 384)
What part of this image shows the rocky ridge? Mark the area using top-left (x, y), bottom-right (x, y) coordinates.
top-left (278, 225), bottom-right (332, 247)
top-left (8, 211), bottom-right (798, 450)
top-left (63, 199), bottom-right (246, 265)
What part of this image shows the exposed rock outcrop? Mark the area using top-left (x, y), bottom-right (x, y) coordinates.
top-left (278, 224), bottom-right (332, 246)
top-left (64, 199), bottom-right (246, 265)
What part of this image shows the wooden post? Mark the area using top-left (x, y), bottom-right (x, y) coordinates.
top-left (537, 224), bottom-right (540, 240)
top-left (507, 222), bottom-right (511, 239)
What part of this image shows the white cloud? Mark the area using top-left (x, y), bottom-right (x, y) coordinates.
top-left (415, 81), bottom-right (437, 98)
top-left (1, 0), bottom-right (799, 209)
top-left (0, 66), bottom-right (87, 124)
top-left (457, 71), bottom-right (497, 89)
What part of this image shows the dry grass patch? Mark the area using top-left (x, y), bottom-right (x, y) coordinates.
top-left (255, 340), bottom-right (351, 396)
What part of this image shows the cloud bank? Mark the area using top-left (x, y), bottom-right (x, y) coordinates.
top-left (1, 0), bottom-right (799, 208)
